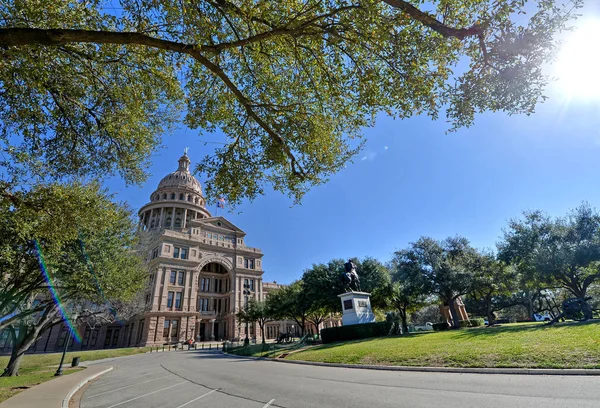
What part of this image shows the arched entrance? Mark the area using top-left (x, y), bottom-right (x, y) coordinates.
top-left (196, 259), bottom-right (233, 341)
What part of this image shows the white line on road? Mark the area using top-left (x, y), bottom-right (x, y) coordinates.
top-left (175, 389), bottom-right (219, 408)
top-left (87, 374), bottom-right (174, 398)
top-left (97, 371), bottom-right (163, 387)
top-left (263, 398), bottom-right (275, 408)
top-left (106, 381), bottom-right (188, 408)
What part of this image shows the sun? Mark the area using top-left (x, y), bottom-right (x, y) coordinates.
top-left (555, 20), bottom-right (600, 100)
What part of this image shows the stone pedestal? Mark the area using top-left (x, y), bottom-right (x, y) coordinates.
top-left (338, 291), bottom-right (376, 326)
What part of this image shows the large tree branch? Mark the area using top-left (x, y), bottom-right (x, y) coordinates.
top-left (382, 0), bottom-right (484, 40)
top-left (0, 28), bottom-right (306, 178)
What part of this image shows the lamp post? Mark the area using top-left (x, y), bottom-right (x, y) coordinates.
top-left (291, 325), bottom-right (294, 341)
top-left (55, 313), bottom-right (78, 376)
top-left (244, 294), bottom-right (249, 346)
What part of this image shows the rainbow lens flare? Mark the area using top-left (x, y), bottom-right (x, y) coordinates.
top-left (34, 240), bottom-right (81, 343)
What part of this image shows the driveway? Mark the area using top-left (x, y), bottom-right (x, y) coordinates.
top-left (81, 350), bottom-right (600, 408)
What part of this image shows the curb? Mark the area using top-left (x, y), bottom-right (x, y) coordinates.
top-left (61, 366), bottom-right (113, 408)
top-left (220, 351), bottom-right (600, 376)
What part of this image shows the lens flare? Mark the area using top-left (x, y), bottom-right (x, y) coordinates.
top-left (34, 240), bottom-right (82, 343)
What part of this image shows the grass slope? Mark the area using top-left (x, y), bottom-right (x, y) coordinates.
top-left (289, 321), bottom-right (600, 369)
top-left (0, 347), bottom-right (149, 402)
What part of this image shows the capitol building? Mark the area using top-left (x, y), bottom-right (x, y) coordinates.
top-left (135, 151), bottom-right (283, 345)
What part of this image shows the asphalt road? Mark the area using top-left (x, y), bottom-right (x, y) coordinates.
top-left (81, 350), bottom-right (600, 408)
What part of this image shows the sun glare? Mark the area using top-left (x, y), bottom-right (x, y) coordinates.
top-left (555, 20), bottom-right (600, 100)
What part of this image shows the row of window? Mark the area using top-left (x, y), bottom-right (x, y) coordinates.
top-left (199, 277), bottom-right (229, 293)
top-left (163, 319), bottom-right (179, 338)
top-left (173, 247), bottom-right (188, 259)
top-left (244, 258), bottom-right (256, 269)
top-left (167, 291), bottom-right (183, 309)
top-left (170, 270), bottom-right (186, 285)
top-left (152, 192), bottom-right (202, 204)
top-left (197, 297), bottom-right (229, 313)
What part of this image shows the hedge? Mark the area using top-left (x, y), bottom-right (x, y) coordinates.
top-left (320, 321), bottom-right (391, 344)
top-left (432, 322), bottom-right (449, 331)
top-left (459, 318), bottom-right (486, 328)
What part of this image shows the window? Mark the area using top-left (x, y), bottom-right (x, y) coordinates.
top-left (82, 329), bottom-right (91, 347)
top-left (175, 292), bottom-right (182, 309)
top-left (180, 248), bottom-right (188, 259)
top-left (163, 320), bottom-right (170, 337)
top-left (171, 193), bottom-right (175, 199)
top-left (104, 329), bottom-right (112, 347)
top-left (198, 298), bottom-right (209, 311)
top-left (244, 258), bottom-right (255, 269)
top-left (187, 195), bottom-right (192, 202)
top-left (112, 329), bottom-right (120, 346)
top-left (244, 278), bottom-right (249, 289)
top-left (151, 247), bottom-right (159, 259)
top-left (167, 291), bottom-right (174, 308)
top-left (91, 329), bottom-right (98, 346)
top-left (171, 320), bottom-right (179, 337)
top-left (56, 328), bottom-right (68, 348)
top-left (250, 279), bottom-right (255, 291)
top-left (173, 247), bottom-right (180, 258)
top-left (179, 193), bottom-right (184, 200)
top-left (162, 193), bottom-right (167, 199)
top-left (178, 271), bottom-right (185, 285)
top-left (170, 271), bottom-right (176, 284)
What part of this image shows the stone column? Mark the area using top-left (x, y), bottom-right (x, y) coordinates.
top-left (160, 268), bottom-right (169, 311)
top-left (210, 319), bottom-right (216, 340)
top-left (159, 207), bottom-right (164, 228)
top-left (172, 206), bottom-right (177, 228)
top-left (183, 208), bottom-right (188, 228)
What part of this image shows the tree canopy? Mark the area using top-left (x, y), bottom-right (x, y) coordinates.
top-left (498, 203), bottom-right (600, 319)
top-left (0, 0), bottom-right (581, 204)
top-left (0, 182), bottom-right (146, 376)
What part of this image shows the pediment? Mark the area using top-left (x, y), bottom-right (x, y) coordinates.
top-left (194, 216), bottom-right (245, 235)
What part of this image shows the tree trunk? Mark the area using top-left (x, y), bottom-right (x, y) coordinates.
top-left (260, 322), bottom-right (266, 344)
top-left (400, 308), bottom-right (409, 334)
top-left (2, 324), bottom-right (36, 377)
top-left (485, 295), bottom-right (494, 326)
top-left (448, 298), bottom-right (461, 329)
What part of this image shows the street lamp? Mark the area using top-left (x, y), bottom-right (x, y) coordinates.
top-left (291, 325), bottom-right (294, 340)
top-left (55, 313), bottom-right (78, 376)
top-left (244, 294), bottom-right (249, 346)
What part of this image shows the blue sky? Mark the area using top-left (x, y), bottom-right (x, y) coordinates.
top-left (105, 4), bottom-right (600, 284)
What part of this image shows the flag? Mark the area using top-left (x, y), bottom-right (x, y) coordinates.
top-left (217, 197), bottom-right (225, 209)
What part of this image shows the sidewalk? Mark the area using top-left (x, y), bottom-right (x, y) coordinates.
top-left (0, 365), bottom-right (113, 408)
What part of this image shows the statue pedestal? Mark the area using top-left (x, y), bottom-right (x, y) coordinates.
top-left (338, 291), bottom-right (376, 326)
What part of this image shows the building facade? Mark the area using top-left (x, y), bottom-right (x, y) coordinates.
top-left (137, 152), bottom-right (268, 344)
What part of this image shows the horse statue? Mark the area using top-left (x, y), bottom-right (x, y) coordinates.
top-left (340, 259), bottom-right (361, 292)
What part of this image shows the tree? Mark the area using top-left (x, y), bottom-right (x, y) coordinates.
top-left (393, 236), bottom-right (477, 328)
top-left (469, 252), bottom-right (517, 325)
top-left (498, 204), bottom-right (600, 320)
top-left (0, 0), bottom-right (580, 204)
top-left (383, 256), bottom-right (429, 332)
top-left (237, 299), bottom-right (276, 344)
top-left (0, 182), bottom-right (146, 376)
top-left (268, 281), bottom-right (311, 335)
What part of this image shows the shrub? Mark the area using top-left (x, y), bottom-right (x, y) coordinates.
top-left (320, 321), bottom-right (391, 344)
top-left (470, 318), bottom-right (485, 327)
top-left (459, 319), bottom-right (472, 328)
top-left (432, 322), bottom-right (449, 331)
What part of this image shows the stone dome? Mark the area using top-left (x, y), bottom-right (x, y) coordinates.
top-left (156, 152), bottom-right (202, 194)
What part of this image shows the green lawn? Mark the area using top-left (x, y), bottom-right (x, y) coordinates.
top-left (288, 321), bottom-right (600, 369)
top-left (0, 347), bottom-right (150, 402)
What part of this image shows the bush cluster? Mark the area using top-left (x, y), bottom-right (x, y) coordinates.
top-left (458, 318), bottom-right (485, 328)
top-left (320, 321), bottom-right (391, 344)
top-left (432, 322), bottom-right (449, 331)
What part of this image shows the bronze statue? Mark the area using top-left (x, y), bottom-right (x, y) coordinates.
top-left (340, 259), bottom-right (361, 292)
